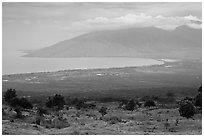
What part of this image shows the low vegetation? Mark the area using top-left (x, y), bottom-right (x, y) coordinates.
top-left (144, 100), bottom-right (156, 107)
top-left (4, 88), bottom-right (17, 103)
top-left (99, 107), bottom-right (107, 117)
top-left (2, 85), bottom-right (202, 135)
top-left (124, 99), bottom-right (135, 111)
top-left (46, 94), bottom-right (65, 110)
top-left (179, 100), bottom-right (195, 119)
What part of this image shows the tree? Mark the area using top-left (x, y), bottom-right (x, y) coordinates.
top-left (46, 97), bottom-right (53, 108)
top-left (4, 89), bottom-right (17, 103)
top-left (10, 97), bottom-right (33, 109)
top-left (195, 86), bottom-right (202, 108)
top-left (99, 107), bottom-right (107, 117)
top-left (46, 94), bottom-right (65, 110)
top-left (125, 99), bottom-right (136, 111)
top-left (19, 98), bottom-right (33, 109)
top-left (194, 93), bottom-right (202, 108)
top-left (144, 100), bottom-right (156, 107)
top-left (10, 97), bottom-right (21, 107)
top-left (198, 85), bottom-right (202, 93)
top-left (179, 101), bottom-right (195, 119)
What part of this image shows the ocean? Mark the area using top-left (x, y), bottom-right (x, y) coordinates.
top-left (3, 51), bottom-right (164, 75)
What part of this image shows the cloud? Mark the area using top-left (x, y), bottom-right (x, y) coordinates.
top-left (3, 2), bottom-right (202, 34)
top-left (76, 13), bottom-right (202, 31)
top-left (184, 15), bottom-right (201, 21)
top-left (22, 20), bottom-right (31, 25)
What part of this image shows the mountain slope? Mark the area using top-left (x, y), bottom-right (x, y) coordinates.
top-left (25, 26), bottom-right (202, 59)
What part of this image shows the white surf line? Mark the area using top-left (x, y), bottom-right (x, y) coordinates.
top-left (96, 73), bottom-right (104, 76)
top-left (2, 80), bottom-right (9, 82)
top-left (158, 59), bottom-right (178, 62)
top-left (165, 65), bottom-right (173, 68)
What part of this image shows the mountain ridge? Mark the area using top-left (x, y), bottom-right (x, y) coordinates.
top-left (25, 25), bottom-right (202, 59)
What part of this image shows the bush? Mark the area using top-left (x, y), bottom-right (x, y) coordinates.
top-left (118, 99), bottom-right (128, 108)
top-left (46, 94), bottom-right (65, 110)
top-left (10, 98), bottom-right (21, 107)
top-left (103, 116), bottom-right (122, 124)
top-left (99, 107), bottom-right (107, 117)
top-left (179, 101), bottom-right (195, 119)
top-left (198, 85), bottom-right (202, 93)
top-left (14, 108), bottom-right (22, 118)
top-left (4, 89), bottom-right (17, 103)
top-left (37, 107), bottom-right (48, 116)
top-left (75, 100), bottom-right (85, 110)
top-left (144, 100), bottom-right (156, 107)
top-left (85, 103), bottom-right (96, 109)
top-left (183, 97), bottom-right (194, 102)
top-left (66, 98), bottom-right (79, 106)
top-left (195, 93), bottom-right (202, 108)
top-left (125, 99), bottom-right (136, 111)
top-left (10, 97), bottom-right (33, 109)
top-left (19, 98), bottom-right (33, 109)
top-left (66, 98), bottom-right (96, 110)
top-left (195, 85), bottom-right (202, 108)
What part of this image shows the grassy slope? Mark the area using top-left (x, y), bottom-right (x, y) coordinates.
top-left (2, 103), bottom-right (202, 135)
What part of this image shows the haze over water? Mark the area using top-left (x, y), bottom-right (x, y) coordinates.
top-left (3, 51), bottom-right (164, 75)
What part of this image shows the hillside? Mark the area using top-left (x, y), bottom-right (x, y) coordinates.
top-left (25, 25), bottom-right (202, 59)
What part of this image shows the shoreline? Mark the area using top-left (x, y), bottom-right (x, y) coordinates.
top-left (2, 59), bottom-right (168, 76)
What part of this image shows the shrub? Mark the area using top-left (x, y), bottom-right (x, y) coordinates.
top-left (144, 100), bottom-right (156, 107)
top-left (46, 97), bottom-right (53, 108)
top-left (10, 97), bottom-right (33, 109)
top-left (46, 94), bottom-right (65, 110)
top-left (99, 107), bottom-right (107, 117)
top-left (195, 93), bottom-right (202, 108)
top-left (118, 99), bottom-right (128, 108)
top-left (75, 100), bottom-right (85, 110)
top-left (125, 99), bottom-right (136, 111)
top-left (66, 98), bottom-right (79, 106)
top-left (183, 97), bottom-right (194, 102)
top-left (14, 108), bottom-right (22, 118)
top-left (10, 98), bottom-right (21, 107)
top-left (2, 108), bottom-right (6, 116)
top-left (85, 103), bottom-right (96, 109)
top-left (4, 89), bottom-right (17, 103)
top-left (179, 101), bottom-right (195, 119)
top-left (35, 116), bottom-right (42, 125)
top-left (37, 107), bottom-right (48, 116)
top-left (19, 98), bottom-right (33, 109)
top-left (195, 85), bottom-right (202, 108)
top-left (198, 85), bottom-right (202, 93)
top-left (103, 116), bottom-right (122, 124)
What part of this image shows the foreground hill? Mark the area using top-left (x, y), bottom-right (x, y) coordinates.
top-left (25, 25), bottom-right (201, 59)
top-left (2, 103), bottom-right (202, 135)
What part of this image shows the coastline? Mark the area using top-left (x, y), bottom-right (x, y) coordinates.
top-left (2, 58), bottom-right (167, 76)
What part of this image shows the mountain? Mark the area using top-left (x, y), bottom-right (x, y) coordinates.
top-left (25, 25), bottom-right (202, 59)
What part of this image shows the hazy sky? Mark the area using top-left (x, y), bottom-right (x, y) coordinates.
top-left (3, 2), bottom-right (202, 51)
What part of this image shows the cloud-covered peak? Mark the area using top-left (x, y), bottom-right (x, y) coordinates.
top-left (76, 13), bottom-right (202, 31)
top-left (3, 2), bottom-right (202, 50)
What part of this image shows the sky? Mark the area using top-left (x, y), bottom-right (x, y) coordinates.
top-left (2, 2), bottom-right (202, 51)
